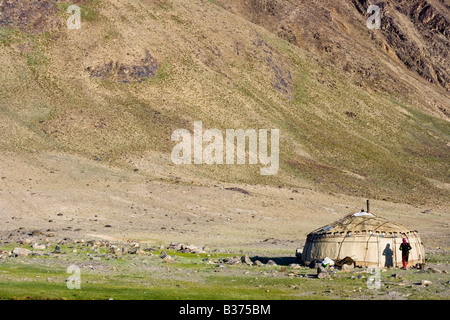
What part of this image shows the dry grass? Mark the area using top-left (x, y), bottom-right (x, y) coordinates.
top-left (0, 0), bottom-right (448, 207)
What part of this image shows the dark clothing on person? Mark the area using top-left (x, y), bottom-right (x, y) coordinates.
top-left (400, 242), bottom-right (412, 255)
top-left (400, 241), bottom-right (412, 268)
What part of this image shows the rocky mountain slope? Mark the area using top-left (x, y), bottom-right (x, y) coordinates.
top-left (0, 0), bottom-right (449, 207)
top-left (216, 0), bottom-right (449, 100)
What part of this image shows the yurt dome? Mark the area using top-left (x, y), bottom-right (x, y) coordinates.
top-left (301, 210), bottom-right (425, 268)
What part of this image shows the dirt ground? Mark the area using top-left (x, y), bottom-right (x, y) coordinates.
top-left (1, 151), bottom-right (448, 253)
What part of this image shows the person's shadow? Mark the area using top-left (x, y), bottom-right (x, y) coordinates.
top-left (382, 243), bottom-right (394, 268)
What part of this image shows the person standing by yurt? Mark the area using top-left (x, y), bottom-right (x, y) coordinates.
top-left (400, 238), bottom-right (412, 269)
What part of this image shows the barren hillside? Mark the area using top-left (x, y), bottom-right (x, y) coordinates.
top-left (0, 0), bottom-right (449, 246)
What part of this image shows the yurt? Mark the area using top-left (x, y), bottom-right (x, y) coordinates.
top-left (301, 207), bottom-right (425, 268)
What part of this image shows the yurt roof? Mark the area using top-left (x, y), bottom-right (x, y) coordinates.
top-left (308, 212), bottom-right (417, 236)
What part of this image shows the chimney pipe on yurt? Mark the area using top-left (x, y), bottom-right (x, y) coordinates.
top-left (301, 202), bottom-right (425, 268)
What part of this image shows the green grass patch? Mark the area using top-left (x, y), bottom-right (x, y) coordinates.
top-left (0, 247), bottom-right (449, 300)
top-left (25, 50), bottom-right (47, 66)
top-left (0, 26), bottom-right (16, 46)
top-left (207, 0), bottom-right (220, 6)
top-left (389, 98), bottom-right (450, 136)
top-left (147, 61), bottom-right (172, 84)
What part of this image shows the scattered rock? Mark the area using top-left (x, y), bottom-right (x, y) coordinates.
top-left (426, 267), bottom-right (442, 273)
top-left (12, 248), bottom-right (32, 257)
top-left (160, 250), bottom-right (172, 262)
top-left (130, 249), bottom-right (146, 255)
top-left (224, 187), bottom-right (250, 195)
top-left (317, 272), bottom-right (330, 279)
top-left (266, 259), bottom-right (277, 266)
top-left (317, 265), bottom-right (330, 279)
top-left (177, 244), bottom-right (207, 254)
top-left (168, 242), bottom-right (182, 251)
top-left (0, 249), bottom-right (10, 258)
top-left (109, 246), bottom-right (122, 255)
top-left (52, 245), bottom-right (62, 254)
top-left (32, 243), bottom-right (46, 250)
top-left (421, 280), bottom-right (432, 286)
top-left (223, 257), bottom-right (241, 265)
top-left (20, 239), bottom-right (33, 245)
top-left (344, 111), bottom-right (357, 118)
top-left (341, 263), bottom-right (354, 272)
top-left (29, 230), bottom-right (43, 237)
top-left (87, 51), bottom-right (159, 83)
top-left (132, 242), bottom-right (140, 248)
top-left (241, 255), bottom-right (253, 266)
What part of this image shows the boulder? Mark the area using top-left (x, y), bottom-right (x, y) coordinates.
top-left (168, 242), bottom-right (182, 250)
top-left (254, 260), bottom-right (263, 266)
top-left (341, 263), bottom-right (354, 272)
top-left (266, 259), bottom-right (277, 266)
top-left (317, 265), bottom-right (330, 279)
top-left (109, 246), bottom-right (121, 255)
top-left (52, 245), bottom-right (62, 254)
top-left (160, 250), bottom-right (172, 261)
top-left (20, 239), bottom-right (33, 245)
top-left (318, 272), bottom-right (330, 279)
top-left (223, 257), bottom-right (241, 265)
top-left (421, 280), bottom-right (432, 286)
top-left (33, 243), bottom-right (46, 250)
top-left (131, 249), bottom-right (146, 255)
top-left (13, 248), bottom-right (32, 257)
top-left (241, 255), bottom-right (253, 265)
top-left (179, 244), bottom-right (207, 254)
